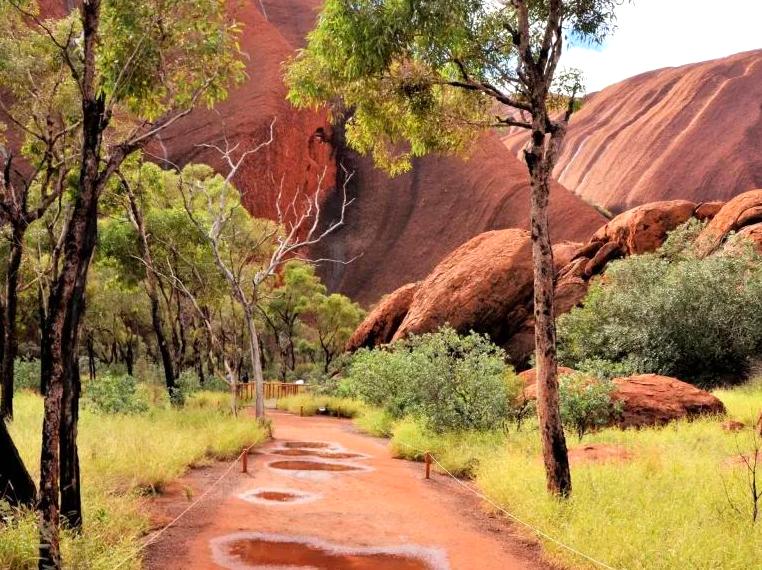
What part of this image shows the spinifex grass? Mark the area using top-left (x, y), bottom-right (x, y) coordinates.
top-left (1, 391), bottom-right (268, 569)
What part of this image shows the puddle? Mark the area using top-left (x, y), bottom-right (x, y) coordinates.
top-left (211, 532), bottom-right (450, 570)
top-left (282, 441), bottom-right (333, 449)
top-left (269, 460), bottom-right (364, 472)
top-left (239, 487), bottom-right (320, 506)
top-left (270, 448), bottom-right (365, 460)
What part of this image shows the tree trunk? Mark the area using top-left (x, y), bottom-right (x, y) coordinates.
top-left (59, 357), bottom-right (81, 530)
top-left (86, 333), bottom-right (96, 381)
top-left (1, 223), bottom-right (26, 420)
top-left (39, 36), bottom-right (105, 567)
top-left (244, 307), bottom-right (265, 418)
top-left (525, 125), bottom-right (572, 498)
top-left (0, 417), bottom-right (36, 508)
top-left (126, 189), bottom-right (180, 404)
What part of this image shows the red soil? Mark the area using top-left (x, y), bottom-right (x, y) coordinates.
top-left (503, 50), bottom-right (762, 213)
top-left (567, 444), bottom-right (633, 465)
top-left (145, 411), bottom-right (556, 570)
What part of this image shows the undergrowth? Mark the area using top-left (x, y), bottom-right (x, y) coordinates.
top-left (1, 390), bottom-right (268, 569)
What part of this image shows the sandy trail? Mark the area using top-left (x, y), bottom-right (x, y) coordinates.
top-left (145, 410), bottom-right (554, 570)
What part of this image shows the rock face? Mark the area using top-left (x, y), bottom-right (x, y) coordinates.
top-left (695, 189), bottom-right (762, 256)
top-left (392, 229), bottom-right (535, 344)
top-left (503, 50), bottom-right (762, 213)
top-left (520, 370), bottom-right (726, 428)
top-left (611, 374), bottom-right (726, 428)
top-left (346, 282), bottom-right (419, 351)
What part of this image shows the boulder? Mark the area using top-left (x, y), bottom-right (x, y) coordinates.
top-left (695, 190), bottom-right (762, 256)
top-left (519, 370), bottom-right (725, 428)
top-left (693, 201), bottom-right (725, 221)
top-left (346, 282), bottom-right (420, 351)
top-left (393, 229), bottom-right (535, 344)
top-left (591, 200), bottom-right (697, 255)
top-left (611, 374), bottom-right (725, 428)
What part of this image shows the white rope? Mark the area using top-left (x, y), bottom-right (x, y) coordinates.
top-left (110, 445), bottom-right (254, 570)
top-left (396, 440), bottom-right (621, 570)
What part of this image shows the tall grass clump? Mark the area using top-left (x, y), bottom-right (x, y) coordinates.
top-left (1, 390), bottom-right (268, 569)
top-left (275, 393), bottom-right (366, 418)
top-left (558, 225), bottom-right (762, 387)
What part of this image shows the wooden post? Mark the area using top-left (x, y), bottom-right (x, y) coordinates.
top-left (300, 405), bottom-right (304, 417)
top-left (424, 452), bottom-right (431, 480)
top-left (241, 449), bottom-right (248, 474)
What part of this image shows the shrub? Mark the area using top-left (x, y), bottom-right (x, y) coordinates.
top-left (345, 327), bottom-right (514, 432)
top-left (558, 237), bottom-right (762, 387)
top-left (85, 374), bottom-right (149, 414)
top-left (559, 372), bottom-right (620, 440)
top-left (14, 359), bottom-right (41, 392)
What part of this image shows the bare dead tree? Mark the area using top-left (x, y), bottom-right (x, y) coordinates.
top-left (176, 120), bottom-right (353, 419)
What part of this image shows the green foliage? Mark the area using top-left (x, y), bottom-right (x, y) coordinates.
top-left (559, 372), bottom-right (620, 440)
top-left (346, 327), bottom-right (514, 432)
top-left (558, 238), bottom-right (762, 386)
top-left (275, 393), bottom-right (366, 419)
top-left (84, 374), bottom-right (149, 415)
top-left (13, 360), bottom-right (41, 393)
top-left (287, 0), bottom-right (619, 173)
top-left (354, 408), bottom-right (396, 438)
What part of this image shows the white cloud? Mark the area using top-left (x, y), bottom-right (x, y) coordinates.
top-left (561, 0), bottom-right (762, 92)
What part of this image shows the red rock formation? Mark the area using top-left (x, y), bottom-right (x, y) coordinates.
top-left (520, 370), bottom-right (726, 428)
top-left (695, 189), bottom-right (762, 256)
top-left (391, 229), bottom-right (535, 344)
top-left (346, 282), bottom-right (419, 351)
top-left (503, 50), bottom-right (762, 213)
top-left (611, 374), bottom-right (726, 428)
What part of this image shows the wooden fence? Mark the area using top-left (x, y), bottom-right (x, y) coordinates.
top-left (236, 381), bottom-right (308, 401)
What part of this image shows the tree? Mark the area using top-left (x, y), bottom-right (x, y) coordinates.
top-left (0, 416), bottom-right (36, 508)
top-left (311, 292), bottom-right (364, 374)
top-left (287, 0), bottom-right (620, 498)
top-left (0, 1), bottom-right (244, 566)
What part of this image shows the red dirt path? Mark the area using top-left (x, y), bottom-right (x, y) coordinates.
top-left (145, 411), bottom-right (557, 570)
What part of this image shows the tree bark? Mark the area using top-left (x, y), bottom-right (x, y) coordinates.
top-left (0, 417), bottom-right (36, 508)
top-left (1, 222), bottom-right (27, 420)
top-left (59, 357), bottom-right (81, 530)
top-left (244, 306), bottom-right (265, 418)
top-left (525, 123), bottom-right (572, 498)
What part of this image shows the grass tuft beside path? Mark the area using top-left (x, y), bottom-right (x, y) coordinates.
top-left (1, 391), bottom-right (268, 570)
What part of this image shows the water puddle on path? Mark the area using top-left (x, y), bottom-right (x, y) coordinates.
top-left (239, 487), bottom-right (320, 506)
top-left (269, 460), bottom-right (365, 472)
top-left (282, 441), bottom-right (333, 449)
top-left (270, 448), bottom-right (365, 460)
top-left (211, 533), bottom-right (450, 570)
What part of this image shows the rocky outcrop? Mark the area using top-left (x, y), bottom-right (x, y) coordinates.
top-left (503, 50), bottom-right (762, 213)
top-left (392, 229), bottom-right (535, 344)
top-left (611, 374), bottom-right (726, 428)
top-left (695, 190), bottom-right (762, 256)
top-left (520, 370), bottom-right (726, 428)
top-left (346, 282), bottom-right (419, 351)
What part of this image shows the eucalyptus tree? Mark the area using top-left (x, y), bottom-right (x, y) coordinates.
top-left (287, 0), bottom-right (620, 498)
top-left (0, 1), bottom-right (244, 565)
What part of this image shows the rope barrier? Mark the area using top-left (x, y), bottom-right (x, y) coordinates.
top-left (395, 440), bottom-right (621, 570)
top-left (110, 443), bottom-right (256, 570)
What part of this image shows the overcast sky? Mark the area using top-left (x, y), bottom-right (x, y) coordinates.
top-left (561, 0), bottom-right (762, 92)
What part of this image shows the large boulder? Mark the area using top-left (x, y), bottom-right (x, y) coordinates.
top-left (392, 229), bottom-right (534, 344)
top-left (611, 374), bottom-right (726, 428)
top-left (590, 200), bottom-right (697, 255)
top-left (695, 190), bottom-right (762, 256)
top-left (346, 282), bottom-right (419, 351)
top-left (519, 370), bottom-right (725, 428)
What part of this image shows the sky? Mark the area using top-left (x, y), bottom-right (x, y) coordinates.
top-left (561, 0), bottom-right (762, 92)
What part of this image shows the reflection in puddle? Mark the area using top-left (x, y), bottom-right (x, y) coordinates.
top-left (269, 460), bottom-right (364, 472)
top-left (282, 441), bottom-right (333, 449)
top-left (211, 532), bottom-right (450, 570)
top-left (238, 487), bottom-right (320, 506)
top-left (270, 448), bottom-right (366, 460)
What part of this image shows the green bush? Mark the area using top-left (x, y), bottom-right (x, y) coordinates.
top-left (85, 374), bottom-right (149, 415)
top-left (558, 236), bottom-right (762, 386)
top-left (346, 327), bottom-right (515, 432)
top-left (559, 372), bottom-right (621, 440)
top-left (13, 360), bottom-right (40, 392)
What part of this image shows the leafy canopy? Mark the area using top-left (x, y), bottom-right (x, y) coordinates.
top-left (287, 0), bottom-right (620, 173)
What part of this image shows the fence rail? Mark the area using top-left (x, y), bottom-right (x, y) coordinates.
top-left (236, 381), bottom-right (308, 401)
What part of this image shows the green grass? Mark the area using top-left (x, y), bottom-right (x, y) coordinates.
top-left (275, 393), bottom-right (366, 418)
top-left (1, 390), bottom-right (268, 570)
top-left (353, 407), bottom-right (396, 437)
top-left (382, 382), bottom-right (762, 569)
